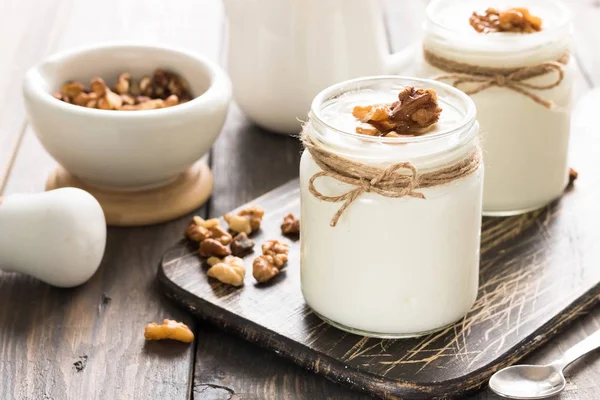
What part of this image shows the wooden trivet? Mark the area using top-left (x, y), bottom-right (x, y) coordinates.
top-left (46, 160), bottom-right (213, 226)
top-left (158, 179), bottom-right (600, 399)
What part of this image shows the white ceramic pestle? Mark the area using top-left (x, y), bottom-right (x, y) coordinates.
top-left (0, 188), bottom-right (106, 287)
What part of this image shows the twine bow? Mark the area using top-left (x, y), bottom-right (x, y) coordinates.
top-left (308, 162), bottom-right (426, 227)
top-left (302, 134), bottom-right (482, 227)
top-left (425, 50), bottom-right (569, 109)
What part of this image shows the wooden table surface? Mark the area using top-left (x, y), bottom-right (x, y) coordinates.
top-left (1, 1), bottom-right (599, 399)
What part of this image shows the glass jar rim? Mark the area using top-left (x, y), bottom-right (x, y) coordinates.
top-left (425, 0), bottom-right (572, 50)
top-left (309, 75), bottom-right (477, 145)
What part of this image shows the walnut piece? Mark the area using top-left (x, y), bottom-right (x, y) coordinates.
top-left (470, 7), bottom-right (542, 34)
top-left (185, 216), bottom-right (219, 241)
top-left (224, 206), bottom-right (265, 234)
top-left (144, 319), bottom-right (194, 343)
top-left (253, 255), bottom-right (280, 283)
top-left (230, 232), bottom-right (255, 257)
top-left (224, 213), bottom-right (252, 234)
top-left (262, 240), bottom-right (289, 268)
top-left (53, 68), bottom-right (191, 111)
top-left (238, 205), bottom-right (265, 231)
top-left (352, 87), bottom-right (441, 137)
top-left (199, 238), bottom-right (231, 258)
top-left (184, 216), bottom-right (232, 245)
top-left (281, 213), bottom-right (300, 235)
top-left (207, 256), bottom-right (246, 287)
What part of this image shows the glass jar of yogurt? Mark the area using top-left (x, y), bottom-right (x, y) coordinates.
top-left (300, 76), bottom-right (483, 338)
top-left (417, 0), bottom-right (574, 215)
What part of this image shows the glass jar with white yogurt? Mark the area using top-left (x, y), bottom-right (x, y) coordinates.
top-left (416, 0), bottom-right (574, 215)
top-left (300, 76), bottom-right (483, 338)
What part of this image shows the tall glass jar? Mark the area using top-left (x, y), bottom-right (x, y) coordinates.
top-left (417, 0), bottom-right (574, 215)
top-left (300, 76), bottom-right (483, 338)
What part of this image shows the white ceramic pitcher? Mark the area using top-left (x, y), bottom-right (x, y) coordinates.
top-left (223, 0), bottom-right (413, 134)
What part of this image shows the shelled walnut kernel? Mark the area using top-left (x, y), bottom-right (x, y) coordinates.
top-left (281, 213), bottom-right (300, 235)
top-left (224, 205), bottom-right (265, 234)
top-left (53, 68), bottom-right (192, 111)
top-left (469, 7), bottom-right (542, 34)
top-left (207, 256), bottom-right (246, 287)
top-left (253, 255), bottom-right (280, 283)
top-left (185, 216), bottom-right (232, 245)
top-left (230, 232), bottom-right (255, 257)
top-left (144, 319), bottom-right (194, 343)
top-left (199, 238), bottom-right (231, 258)
top-left (262, 240), bottom-right (289, 268)
top-left (352, 87), bottom-right (441, 137)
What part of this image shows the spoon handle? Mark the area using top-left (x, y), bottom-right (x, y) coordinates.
top-left (552, 328), bottom-right (600, 370)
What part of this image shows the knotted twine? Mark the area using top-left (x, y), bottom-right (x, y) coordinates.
top-left (424, 49), bottom-right (569, 109)
top-left (302, 133), bottom-right (482, 227)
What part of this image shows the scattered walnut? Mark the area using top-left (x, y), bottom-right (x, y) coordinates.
top-left (262, 240), bottom-right (289, 268)
top-left (144, 319), bottom-right (194, 343)
top-left (281, 213), bottom-right (300, 235)
top-left (185, 216), bottom-right (232, 245)
top-left (224, 213), bottom-right (252, 235)
top-left (238, 206), bottom-right (265, 231)
top-left (207, 256), bottom-right (246, 287)
top-left (185, 216), bottom-right (218, 241)
top-left (470, 7), bottom-right (542, 34)
top-left (230, 232), bottom-right (255, 257)
top-left (352, 87), bottom-right (441, 137)
top-left (199, 238), bottom-right (231, 258)
top-left (224, 206), bottom-right (265, 234)
top-left (209, 225), bottom-right (233, 245)
top-left (253, 255), bottom-right (280, 283)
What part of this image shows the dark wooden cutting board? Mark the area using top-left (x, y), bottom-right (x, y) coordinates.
top-left (158, 178), bottom-right (600, 399)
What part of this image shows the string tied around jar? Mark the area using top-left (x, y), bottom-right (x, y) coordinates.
top-left (424, 49), bottom-right (568, 109)
top-left (302, 132), bottom-right (482, 227)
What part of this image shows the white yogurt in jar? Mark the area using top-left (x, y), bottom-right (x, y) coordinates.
top-left (300, 76), bottom-right (483, 338)
top-left (418, 0), bottom-right (574, 215)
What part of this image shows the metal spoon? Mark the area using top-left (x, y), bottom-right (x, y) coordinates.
top-left (489, 328), bottom-right (600, 399)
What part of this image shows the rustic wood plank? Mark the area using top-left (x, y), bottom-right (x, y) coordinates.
top-left (0, 1), bottom-right (223, 399)
top-left (0, 0), bottom-right (71, 190)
